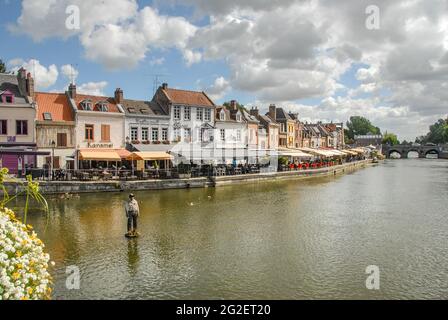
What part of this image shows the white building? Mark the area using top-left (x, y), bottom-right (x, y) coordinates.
top-left (117, 88), bottom-right (171, 152)
top-left (214, 105), bottom-right (247, 164)
top-left (66, 84), bottom-right (126, 169)
top-left (152, 83), bottom-right (216, 163)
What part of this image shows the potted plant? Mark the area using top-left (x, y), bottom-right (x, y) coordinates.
top-left (162, 140), bottom-right (170, 145)
top-left (153, 141), bottom-right (161, 145)
top-left (131, 140), bottom-right (140, 144)
top-left (142, 140), bottom-right (150, 144)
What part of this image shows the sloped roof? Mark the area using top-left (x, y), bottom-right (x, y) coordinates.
top-left (121, 99), bottom-right (167, 116)
top-left (0, 73), bottom-right (27, 104)
top-left (35, 92), bottom-right (74, 121)
top-left (162, 88), bottom-right (215, 107)
top-left (74, 94), bottom-right (121, 113)
top-left (276, 108), bottom-right (291, 120)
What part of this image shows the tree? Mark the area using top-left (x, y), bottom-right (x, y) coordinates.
top-left (345, 116), bottom-right (381, 140)
top-left (223, 101), bottom-right (247, 112)
top-left (418, 118), bottom-right (448, 144)
top-left (0, 59), bottom-right (6, 73)
top-left (382, 132), bottom-right (400, 145)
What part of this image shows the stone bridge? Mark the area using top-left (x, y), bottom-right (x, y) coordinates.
top-left (382, 144), bottom-right (448, 159)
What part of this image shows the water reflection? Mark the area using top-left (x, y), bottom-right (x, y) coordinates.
top-left (24, 159), bottom-right (448, 299)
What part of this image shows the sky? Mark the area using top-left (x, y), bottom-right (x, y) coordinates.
top-left (1, 0), bottom-right (448, 141)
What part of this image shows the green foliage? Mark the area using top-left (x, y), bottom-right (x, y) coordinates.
top-left (417, 118), bottom-right (448, 144)
top-left (223, 101), bottom-right (248, 112)
top-left (382, 132), bottom-right (400, 146)
top-left (345, 116), bottom-right (381, 140)
top-left (0, 168), bottom-right (48, 225)
top-left (0, 59), bottom-right (6, 73)
top-left (278, 156), bottom-right (289, 166)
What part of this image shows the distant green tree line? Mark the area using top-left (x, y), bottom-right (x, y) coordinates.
top-left (415, 118), bottom-right (448, 144)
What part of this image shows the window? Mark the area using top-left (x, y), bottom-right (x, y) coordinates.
top-left (219, 110), bottom-right (225, 121)
top-left (16, 120), bottom-right (28, 135)
top-left (80, 100), bottom-right (92, 111)
top-left (43, 112), bottom-right (52, 121)
top-left (151, 128), bottom-right (159, 141)
top-left (174, 106), bottom-right (181, 120)
top-left (140, 109), bottom-right (149, 114)
top-left (204, 109), bottom-right (211, 122)
top-left (141, 127), bottom-right (149, 141)
top-left (184, 128), bottom-right (191, 142)
top-left (131, 127), bottom-right (138, 141)
top-left (236, 113), bottom-right (242, 122)
top-left (85, 124), bottom-right (94, 141)
top-left (57, 133), bottom-right (67, 147)
top-left (196, 108), bottom-right (203, 121)
top-left (45, 156), bottom-right (60, 169)
top-left (101, 124), bottom-right (110, 142)
top-left (220, 129), bottom-right (225, 141)
top-left (236, 130), bottom-right (241, 142)
top-left (97, 102), bottom-right (108, 112)
top-left (174, 128), bottom-right (181, 141)
top-left (0, 120), bottom-right (7, 135)
top-left (162, 128), bottom-right (168, 141)
top-left (184, 106), bottom-right (191, 120)
top-left (5, 95), bottom-right (13, 103)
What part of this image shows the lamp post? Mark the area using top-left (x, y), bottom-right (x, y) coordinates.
top-left (50, 140), bottom-right (56, 181)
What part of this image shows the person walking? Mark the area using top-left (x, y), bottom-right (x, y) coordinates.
top-left (125, 193), bottom-right (140, 237)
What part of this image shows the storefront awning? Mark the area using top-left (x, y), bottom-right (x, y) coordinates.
top-left (277, 148), bottom-right (313, 158)
top-left (79, 150), bottom-right (121, 161)
top-left (299, 147), bottom-right (332, 157)
top-left (349, 148), bottom-right (366, 154)
top-left (127, 152), bottom-right (173, 161)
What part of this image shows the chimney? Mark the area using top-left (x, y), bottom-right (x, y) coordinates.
top-left (269, 104), bottom-right (276, 120)
top-left (114, 88), bottom-right (123, 104)
top-left (68, 83), bottom-right (77, 99)
top-left (228, 100), bottom-right (237, 111)
top-left (250, 107), bottom-right (259, 117)
top-left (26, 72), bottom-right (35, 98)
top-left (17, 67), bottom-right (27, 97)
top-left (162, 83), bottom-right (168, 90)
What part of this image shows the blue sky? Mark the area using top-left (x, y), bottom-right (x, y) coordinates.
top-left (2, 0), bottom-right (448, 140)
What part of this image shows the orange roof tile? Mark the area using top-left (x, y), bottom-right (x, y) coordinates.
top-left (162, 88), bottom-right (215, 107)
top-left (74, 94), bottom-right (121, 113)
top-left (35, 92), bottom-right (74, 121)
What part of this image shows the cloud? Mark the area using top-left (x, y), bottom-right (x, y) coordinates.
top-left (10, 0), bottom-right (448, 139)
top-left (12, 1), bottom-right (197, 70)
top-left (205, 76), bottom-right (231, 101)
top-left (60, 64), bottom-right (79, 83)
top-left (77, 81), bottom-right (108, 96)
top-left (8, 58), bottom-right (59, 89)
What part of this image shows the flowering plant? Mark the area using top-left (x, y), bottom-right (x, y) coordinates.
top-left (0, 168), bottom-right (53, 300)
top-left (0, 207), bottom-right (53, 300)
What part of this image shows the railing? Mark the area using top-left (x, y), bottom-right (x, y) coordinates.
top-left (18, 158), bottom-right (367, 182)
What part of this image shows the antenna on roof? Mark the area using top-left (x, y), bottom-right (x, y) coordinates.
top-left (144, 73), bottom-right (170, 96)
top-left (70, 63), bottom-right (78, 85)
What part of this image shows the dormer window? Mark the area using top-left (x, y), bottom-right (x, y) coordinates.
top-left (128, 107), bottom-right (136, 113)
top-left (236, 112), bottom-right (242, 122)
top-left (80, 99), bottom-right (93, 111)
top-left (140, 109), bottom-right (149, 114)
top-left (1, 91), bottom-right (14, 104)
top-left (97, 101), bottom-right (108, 112)
top-left (220, 110), bottom-right (225, 121)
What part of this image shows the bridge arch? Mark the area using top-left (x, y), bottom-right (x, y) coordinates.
top-left (425, 149), bottom-right (439, 158)
top-left (406, 149), bottom-right (420, 158)
top-left (388, 150), bottom-right (402, 159)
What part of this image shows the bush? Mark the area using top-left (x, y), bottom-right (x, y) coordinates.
top-left (0, 207), bottom-right (53, 300)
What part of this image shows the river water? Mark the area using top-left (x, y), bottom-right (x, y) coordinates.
top-left (24, 159), bottom-right (448, 299)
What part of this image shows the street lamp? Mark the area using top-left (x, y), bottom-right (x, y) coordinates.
top-left (50, 140), bottom-right (56, 181)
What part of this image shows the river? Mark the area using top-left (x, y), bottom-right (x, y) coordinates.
top-left (24, 159), bottom-right (448, 299)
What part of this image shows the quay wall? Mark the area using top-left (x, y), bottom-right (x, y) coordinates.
top-left (2, 160), bottom-right (372, 195)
